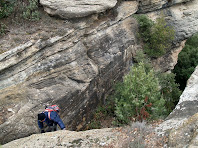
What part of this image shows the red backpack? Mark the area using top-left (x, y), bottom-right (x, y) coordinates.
top-left (44, 105), bottom-right (60, 120)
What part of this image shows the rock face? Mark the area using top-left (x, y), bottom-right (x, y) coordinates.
top-left (147, 0), bottom-right (198, 44)
top-left (137, 0), bottom-right (192, 13)
top-left (0, 1), bottom-right (138, 144)
top-left (166, 0), bottom-right (198, 44)
top-left (2, 128), bottom-right (121, 148)
top-left (1, 0), bottom-right (198, 145)
top-left (148, 0), bottom-right (198, 71)
top-left (151, 40), bottom-right (186, 72)
top-left (169, 66), bottom-right (198, 120)
top-left (168, 113), bottom-right (198, 148)
top-left (156, 66), bottom-right (198, 141)
top-left (40, 0), bottom-right (117, 19)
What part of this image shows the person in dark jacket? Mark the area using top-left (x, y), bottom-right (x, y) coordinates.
top-left (38, 111), bottom-right (65, 133)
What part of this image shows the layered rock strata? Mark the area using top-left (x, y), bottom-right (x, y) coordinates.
top-left (137, 0), bottom-right (192, 13)
top-left (0, 1), bottom-right (138, 144)
top-left (1, 0), bottom-right (198, 145)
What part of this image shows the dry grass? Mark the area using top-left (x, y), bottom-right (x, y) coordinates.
top-left (106, 120), bottom-right (168, 148)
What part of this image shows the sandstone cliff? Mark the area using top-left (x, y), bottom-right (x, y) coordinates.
top-left (2, 66), bottom-right (198, 148)
top-left (0, 0), bottom-right (198, 145)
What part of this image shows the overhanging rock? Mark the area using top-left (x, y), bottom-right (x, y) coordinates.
top-left (40, 0), bottom-right (118, 19)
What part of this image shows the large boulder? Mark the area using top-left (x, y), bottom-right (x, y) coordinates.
top-left (40, 0), bottom-right (117, 19)
top-left (0, 1), bottom-right (138, 144)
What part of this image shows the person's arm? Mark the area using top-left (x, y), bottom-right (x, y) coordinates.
top-left (50, 111), bottom-right (65, 130)
top-left (38, 120), bottom-right (45, 133)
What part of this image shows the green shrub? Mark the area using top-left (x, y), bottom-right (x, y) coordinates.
top-left (86, 99), bottom-right (115, 129)
top-left (0, 0), bottom-right (14, 19)
top-left (135, 15), bottom-right (153, 43)
top-left (135, 50), bottom-right (181, 114)
top-left (135, 15), bottom-right (175, 58)
top-left (0, 22), bottom-right (8, 35)
top-left (86, 120), bottom-right (101, 130)
top-left (22, 0), bottom-right (40, 21)
top-left (0, 0), bottom-right (40, 21)
top-left (173, 33), bottom-right (198, 90)
top-left (114, 62), bottom-right (166, 125)
top-left (134, 50), bottom-right (152, 73)
top-left (88, 55), bottom-right (181, 127)
top-left (157, 72), bottom-right (182, 114)
top-left (145, 17), bottom-right (175, 57)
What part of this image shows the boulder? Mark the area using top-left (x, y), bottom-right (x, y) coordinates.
top-left (169, 66), bottom-right (198, 120)
top-left (40, 0), bottom-right (117, 19)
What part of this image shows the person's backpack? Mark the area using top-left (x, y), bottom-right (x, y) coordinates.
top-left (44, 105), bottom-right (60, 120)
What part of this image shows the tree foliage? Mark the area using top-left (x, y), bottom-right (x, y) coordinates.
top-left (173, 33), bottom-right (198, 90)
top-left (135, 15), bottom-right (175, 58)
top-left (0, 0), bottom-right (14, 19)
top-left (0, 0), bottom-right (39, 20)
top-left (0, 0), bottom-right (40, 36)
top-left (135, 51), bottom-right (181, 114)
top-left (114, 62), bottom-right (166, 125)
top-left (157, 72), bottom-right (182, 113)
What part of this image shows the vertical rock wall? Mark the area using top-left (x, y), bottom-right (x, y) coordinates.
top-left (0, 2), bottom-right (139, 144)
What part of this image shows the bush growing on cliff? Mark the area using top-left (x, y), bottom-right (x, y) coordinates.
top-left (0, 0), bottom-right (40, 21)
top-left (87, 51), bottom-right (181, 128)
top-left (173, 33), bottom-right (198, 90)
top-left (22, 0), bottom-right (40, 21)
top-left (135, 15), bottom-right (153, 43)
top-left (0, 0), bottom-right (14, 19)
top-left (0, 0), bottom-right (40, 36)
top-left (135, 51), bottom-right (181, 114)
top-left (157, 72), bottom-right (182, 113)
top-left (135, 15), bottom-right (175, 58)
top-left (0, 23), bottom-right (8, 36)
top-left (113, 62), bottom-right (166, 125)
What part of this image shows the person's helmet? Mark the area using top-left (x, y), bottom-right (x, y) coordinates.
top-left (38, 113), bottom-right (46, 121)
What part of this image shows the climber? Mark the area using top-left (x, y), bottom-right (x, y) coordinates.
top-left (38, 105), bottom-right (66, 133)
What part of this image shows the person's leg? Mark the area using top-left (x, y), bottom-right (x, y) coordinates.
top-left (46, 126), bottom-right (52, 132)
top-left (53, 123), bottom-right (57, 131)
top-left (46, 122), bottom-right (54, 132)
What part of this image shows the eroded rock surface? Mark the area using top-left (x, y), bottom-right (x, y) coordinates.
top-left (147, 0), bottom-right (198, 44)
top-left (168, 113), bottom-right (198, 148)
top-left (137, 0), bottom-right (192, 13)
top-left (1, 0), bottom-right (198, 145)
top-left (2, 128), bottom-right (121, 148)
top-left (0, 1), bottom-right (138, 144)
